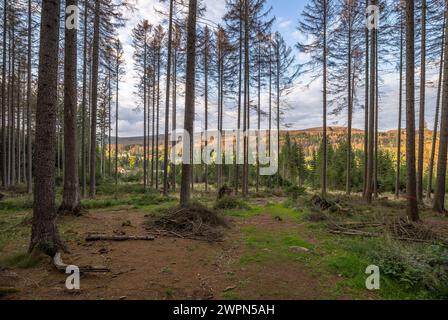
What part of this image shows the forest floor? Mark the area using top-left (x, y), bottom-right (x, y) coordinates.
top-left (1, 184), bottom-right (448, 300)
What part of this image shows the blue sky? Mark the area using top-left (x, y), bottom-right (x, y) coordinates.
top-left (115, 0), bottom-right (439, 137)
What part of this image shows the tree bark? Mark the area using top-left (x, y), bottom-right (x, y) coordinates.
top-left (29, 0), bottom-right (64, 257)
top-left (59, 0), bottom-right (81, 215)
top-left (89, 0), bottom-right (100, 198)
top-left (26, 0), bottom-right (32, 193)
top-left (322, 0), bottom-right (328, 197)
top-left (363, 0), bottom-right (369, 197)
top-left (180, 0), bottom-right (197, 208)
top-left (163, 0), bottom-right (174, 195)
top-left (417, 0), bottom-right (426, 202)
top-left (405, 0), bottom-right (419, 221)
top-left (433, 6), bottom-right (448, 214)
top-left (395, 10), bottom-right (404, 199)
top-left (80, 0), bottom-right (88, 198)
top-left (1, 0), bottom-right (7, 188)
top-left (427, 14), bottom-right (445, 199)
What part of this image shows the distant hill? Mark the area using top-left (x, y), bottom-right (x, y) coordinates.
top-left (117, 126), bottom-right (436, 163)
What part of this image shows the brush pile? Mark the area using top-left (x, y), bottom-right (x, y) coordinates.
top-left (145, 204), bottom-right (229, 242)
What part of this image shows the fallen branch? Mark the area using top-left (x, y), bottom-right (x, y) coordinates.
top-left (53, 252), bottom-right (110, 273)
top-left (86, 234), bottom-right (155, 242)
top-left (329, 230), bottom-right (378, 237)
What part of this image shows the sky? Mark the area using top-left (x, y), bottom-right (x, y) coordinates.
top-left (115, 0), bottom-right (440, 137)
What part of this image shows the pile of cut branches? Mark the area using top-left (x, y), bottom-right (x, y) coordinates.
top-left (311, 195), bottom-right (350, 214)
top-left (145, 204), bottom-right (229, 242)
top-left (387, 218), bottom-right (444, 244)
top-left (327, 218), bottom-right (448, 245)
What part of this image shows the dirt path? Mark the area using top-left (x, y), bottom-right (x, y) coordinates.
top-left (1, 207), bottom-right (341, 300)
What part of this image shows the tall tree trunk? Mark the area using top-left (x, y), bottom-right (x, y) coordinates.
top-left (108, 63), bottom-right (112, 177)
top-left (396, 11), bottom-right (404, 199)
top-left (235, 6), bottom-right (242, 194)
top-left (89, 0), bottom-right (100, 198)
top-left (1, 0), bottom-right (7, 188)
top-left (363, 0), bottom-right (369, 197)
top-left (433, 7), bottom-right (448, 214)
top-left (150, 57), bottom-right (155, 188)
top-left (115, 44), bottom-right (119, 187)
top-left (417, 0), bottom-right (426, 202)
top-left (180, 0), bottom-right (197, 208)
top-left (427, 13), bottom-right (446, 199)
top-left (256, 35), bottom-right (261, 193)
top-left (10, 21), bottom-right (15, 186)
top-left (322, 0), bottom-right (328, 197)
top-left (80, 0), bottom-right (88, 198)
top-left (163, 0), bottom-right (174, 195)
top-left (143, 26), bottom-right (148, 189)
top-left (29, 0), bottom-right (64, 257)
top-left (243, 0), bottom-right (250, 196)
top-left (374, 41), bottom-right (379, 199)
top-left (17, 62), bottom-right (21, 184)
top-left (203, 27), bottom-right (209, 193)
top-left (155, 47), bottom-right (160, 191)
top-left (346, 6), bottom-right (352, 195)
top-left (171, 31), bottom-right (178, 191)
top-left (59, 0), bottom-right (81, 215)
top-left (276, 39), bottom-right (280, 190)
top-left (26, 0), bottom-right (32, 193)
top-left (405, 0), bottom-right (419, 221)
top-left (365, 0), bottom-right (376, 203)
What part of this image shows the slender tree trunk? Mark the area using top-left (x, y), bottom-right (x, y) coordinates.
top-left (243, 0), bottom-right (250, 196)
top-left (143, 28), bottom-right (148, 189)
top-left (1, 0), bottom-right (7, 188)
top-left (180, 0), bottom-right (197, 208)
top-left (405, 0), bottom-right (419, 221)
top-left (10, 22), bottom-right (15, 186)
top-left (155, 47), bottom-right (160, 191)
top-left (235, 8), bottom-right (242, 194)
top-left (59, 0), bottom-right (81, 215)
top-left (163, 0), bottom-right (174, 195)
top-left (374, 41), bottom-right (379, 199)
top-left (427, 14), bottom-right (445, 199)
top-left (203, 27), bottom-right (209, 193)
top-left (256, 35), bottom-right (261, 193)
top-left (150, 57), bottom-right (155, 188)
top-left (108, 63), bottom-right (112, 177)
top-left (396, 12), bottom-right (404, 199)
top-left (26, 0), bottom-right (32, 193)
top-left (433, 7), bottom-right (448, 214)
top-left (365, 0), bottom-right (376, 203)
top-left (171, 36), bottom-right (177, 191)
top-left (417, 0), bottom-right (426, 202)
top-left (29, 0), bottom-right (64, 257)
top-left (276, 40), bottom-right (280, 190)
top-left (17, 63), bottom-right (21, 184)
top-left (89, 0), bottom-right (100, 198)
top-left (363, 0), bottom-right (369, 197)
top-left (115, 45), bottom-right (119, 187)
top-left (80, 0), bottom-right (88, 198)
top-left (322, 0), bottom-right (328, 197)
top-left (346, 8), bottom-right (352, 195)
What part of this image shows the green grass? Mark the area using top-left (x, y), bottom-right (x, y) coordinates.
top-left (0, 251), bottom-right (47, 269)
top-left (0, 196), bottom-right (33, 212)
top-left (240, 226), bottom-right (313, 265)
top-left (222, 205), bottom-right (264, 218)
top-left (264, 203), bottom-right (303, 222)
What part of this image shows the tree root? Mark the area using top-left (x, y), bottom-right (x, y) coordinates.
top-left (53, 252), bottom-right (110, 273)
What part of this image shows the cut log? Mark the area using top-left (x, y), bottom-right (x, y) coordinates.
top-left (86, 234), bottom-right (156, 242)
top-left (53, 252), bottom-right (110, 273)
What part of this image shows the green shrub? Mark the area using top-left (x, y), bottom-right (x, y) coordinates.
top-left (214, 196), bottom-right (250, 210)
top-left (285, 185), bottom-right (306, 200)
top-left (346, 239), bottom-right (448, 299)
